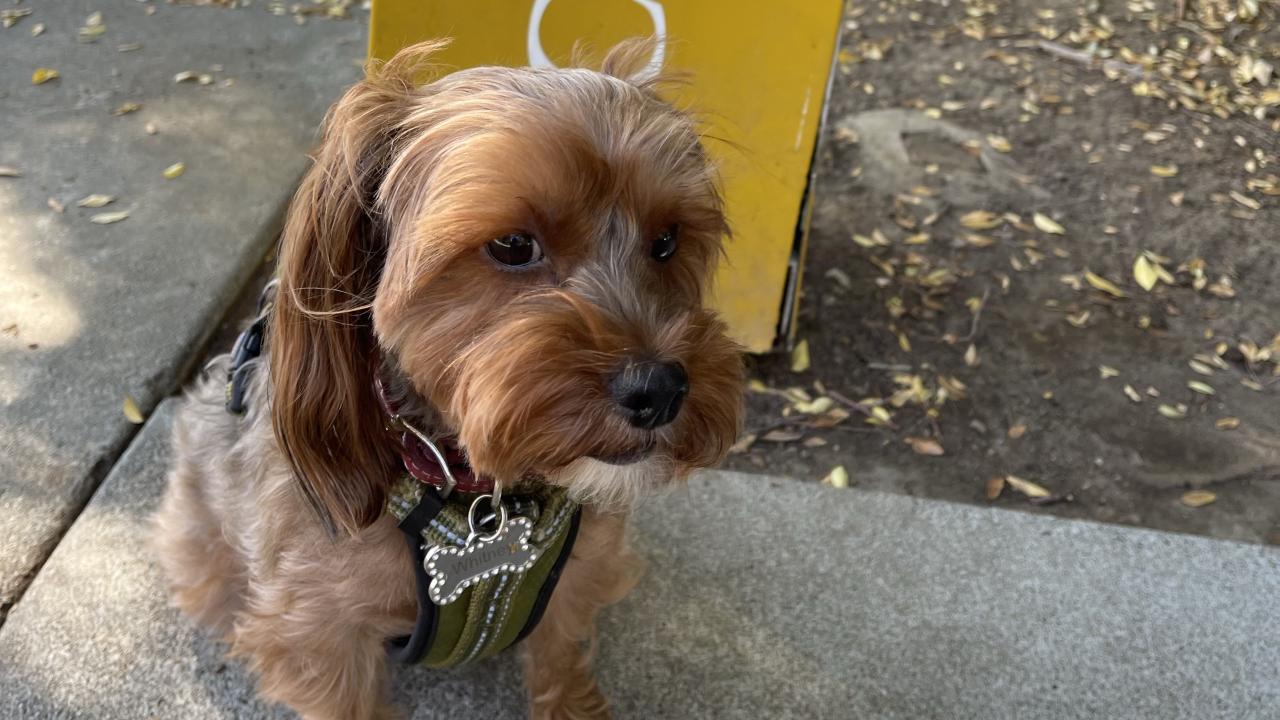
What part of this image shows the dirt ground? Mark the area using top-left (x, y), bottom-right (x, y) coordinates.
top-left (200, 1), bottom-right (1279, 545)
top-left (724, 0), bottom-right (1280, 544)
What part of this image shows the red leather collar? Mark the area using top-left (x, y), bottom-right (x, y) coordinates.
top-left (374, 374), bottom-right (495, 494)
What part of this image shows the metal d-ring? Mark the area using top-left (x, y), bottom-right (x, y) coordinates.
top-left (397, 417), bottom-right (459, 498)
top-left (466, 494), bottom-right (507, 545)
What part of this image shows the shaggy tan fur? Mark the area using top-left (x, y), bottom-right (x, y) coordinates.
top-left (153, 39), bottom-right (743, 719)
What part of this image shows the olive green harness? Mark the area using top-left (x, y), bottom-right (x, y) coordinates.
top-left (384, 476), bottom-right (580, 666)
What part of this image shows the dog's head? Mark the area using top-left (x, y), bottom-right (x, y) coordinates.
top-left (269, 40), bottom-right (744, 534)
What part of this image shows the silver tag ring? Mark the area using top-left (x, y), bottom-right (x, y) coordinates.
top-left (466, 494), bottom-right (507, 544)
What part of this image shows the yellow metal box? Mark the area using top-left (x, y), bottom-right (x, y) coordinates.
top-left (369, 0), bottom-right (842, 352)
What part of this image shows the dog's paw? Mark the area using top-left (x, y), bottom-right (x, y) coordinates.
top-left (530, 683), bottom-right (611, 720)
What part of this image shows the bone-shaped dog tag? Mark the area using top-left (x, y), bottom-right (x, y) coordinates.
top-left (424, 515), bottom-right (539, 605)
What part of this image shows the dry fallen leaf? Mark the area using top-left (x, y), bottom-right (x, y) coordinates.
top-left (113, 102), bottom-right (142, 116)
top-left (1133, 255), bottom-right (1159, 292)
top-left (78, 24), bottom-right (106, 42)
top-left (47, 197), bottom-right (65, 213)
top-left (866, 405), bottom-right (893, 426)
top-left (783, 387), bottom-right (812, 403)
top-left (822, 465), bottom-right (849, 489)
top-left (77, 194), bottom-right (115, 208)
top-left (122, 395), bottom-right (144, 424)
top-left (790, 339), bottom-right (810, 373)
top-left (1229, 191), bottom-right (1261, 211)
top-left (964, 343), bottom-right (979, 367)
top-left (1032, 212), bottom-right (1065, 235)
top-left (906, 436), bottom-right (945, 456)
top-left (1099, 365), bottom-right (1120, 379)
top-left (833, 125), bottom-right (860, 144)
top-left (1158, 403), bottom-right (1188, 419)
top-left (1065, 310), bottom-right (1091, 328)
top-left (163, 162), bottom-right (186, 180)
top-left (1007, 424), bottom-right (1027, 439)
top-left (983, 476), bottom-right (1003, 499)
top-left (1189, 360), bottom-right (1215, 376)
top-left (866, 228), bottom-right (892, 247)
top-left (825, 267), bottom-right (852, 289)
top-left (1124, 384), bottom-right (1143, 403)
top-left (3, 7), bottom-right (31, 28)
top-left (32, 68), bottom-right (60, 85)
top-left (1187, 380), bottom-right (1215, 396)
top-left (986, 134), bottom-right (1012, 153)
top-left (1215, 417), bottom-right (1240, 430)
top-left (1150, 164), bottom-right (1179, 177)
top-left (960, 210), bottom-right (1003, 230)
top-left (794, 397), bottom-right (834, 415)
top-left (1006, 474), bottom-right (1050, 498)
top-left (1180, 490), bottom-right (1216, 508)
top-left (761, 428), bottom-right (805, 443)
top-left (90, 210), bottom-right (130, 224)
top-left (1085, 270), bottom-right (1127, 298)
top-left (1206, 279), bottom-right (1235, 298)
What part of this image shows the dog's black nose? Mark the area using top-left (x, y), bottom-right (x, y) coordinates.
top-left (608, 360), bottom-right (689, 430)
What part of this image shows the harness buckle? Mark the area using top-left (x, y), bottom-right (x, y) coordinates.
top-left (225, 315), bottom-right (267, 414)
top-left (224, 279), bottom-right (278, 415)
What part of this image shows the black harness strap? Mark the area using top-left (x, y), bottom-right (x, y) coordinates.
top-left (225, 280), bottom-right (277, 415)
top-left (386, 489), bottom-right (445, 664)
top-left (515, 506), bottom-right (581, 643)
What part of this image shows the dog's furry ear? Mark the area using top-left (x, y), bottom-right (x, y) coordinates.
top-left (599, 37), bottom-right (677, 91)
top-left (270, 40), bottom-right (447, 535)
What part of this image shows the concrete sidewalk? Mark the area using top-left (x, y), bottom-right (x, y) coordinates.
top-left (0, 399), bottom-right (1274, 720)
top-left (0, 1), bottom-right (364, 621)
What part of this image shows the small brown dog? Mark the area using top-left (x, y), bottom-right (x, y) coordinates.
top-left (153, 40), bottom-right (743, 719)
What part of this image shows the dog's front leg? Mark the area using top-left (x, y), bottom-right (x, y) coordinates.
top-left (232, 587), bottom-right (401, 720)
top-left (522, 509), bottom-right (642, 720)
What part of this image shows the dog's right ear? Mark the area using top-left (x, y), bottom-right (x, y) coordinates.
top-left (269, 41), bottom-right (448, 536)
top-left (599, 36), bottom-right (679, 92)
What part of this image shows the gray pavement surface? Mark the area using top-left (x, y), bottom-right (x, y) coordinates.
top-left (0, 399), bottom-right (1275, 720)
top-left (0, 1), bottom-right (365, 620)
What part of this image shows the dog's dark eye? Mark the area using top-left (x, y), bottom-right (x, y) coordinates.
top-left (486, 233), bottom-right (544, 268)
top-left (651, 224), bottom-right (678, 262)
